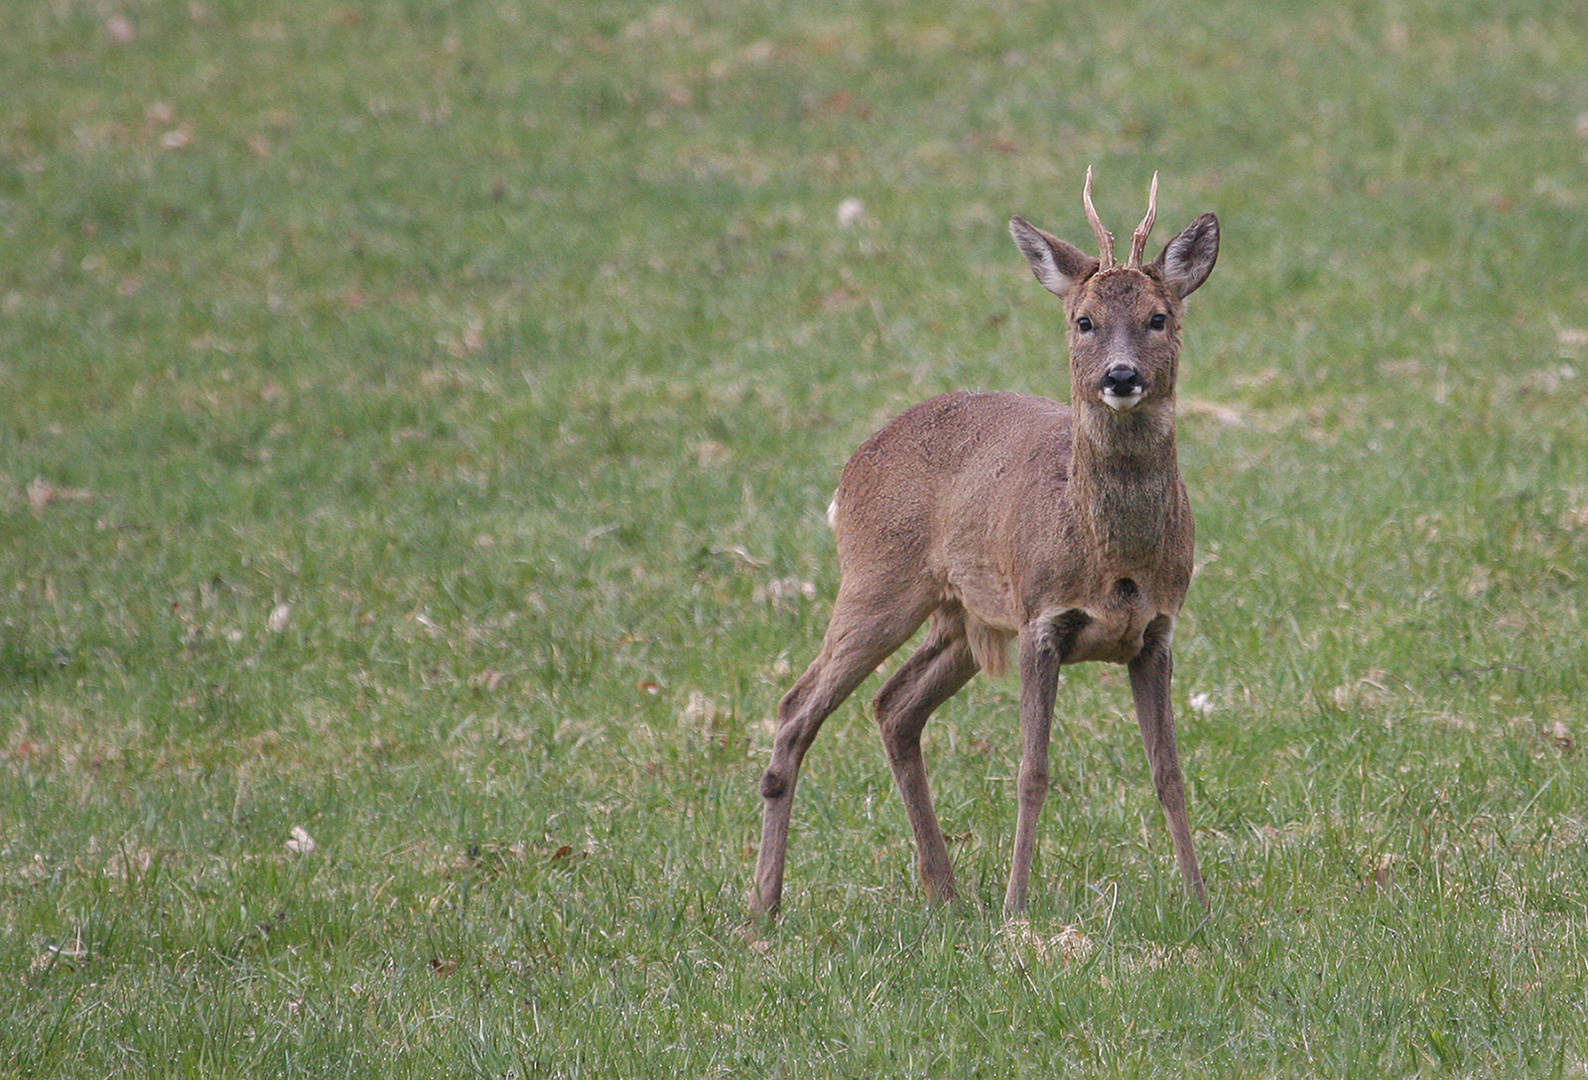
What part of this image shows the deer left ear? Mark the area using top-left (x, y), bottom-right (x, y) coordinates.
top-left (1010, 216), bottom-right (1098, 298)
top-left (1153, 213), bottom-right (1219, 298)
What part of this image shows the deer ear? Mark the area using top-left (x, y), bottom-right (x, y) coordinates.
top-left (1153, 213), bottom-right (1219, 298)
top-left (1010, 216), bottom-right (1096, 298)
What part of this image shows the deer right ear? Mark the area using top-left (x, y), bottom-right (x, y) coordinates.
top-left (1153, 212), bottom-right (1219, 299)
top-left (1010, 216), bottom-right (1096, 299)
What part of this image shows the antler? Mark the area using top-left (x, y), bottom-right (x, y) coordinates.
top-left (1081, 166), bottom-right (1115, 270)
top-left (1127, 171), bottom-right (1159, 269)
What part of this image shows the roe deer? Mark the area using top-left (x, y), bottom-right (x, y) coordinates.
top-left (751, 169), bottom-right (1220, 915)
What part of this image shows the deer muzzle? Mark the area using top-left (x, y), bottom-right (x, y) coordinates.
top-left (1099, 366), bottom-right (1146, 411)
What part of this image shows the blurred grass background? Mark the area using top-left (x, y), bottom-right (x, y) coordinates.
top-left (3, 0), bottom-right (1588, 1075)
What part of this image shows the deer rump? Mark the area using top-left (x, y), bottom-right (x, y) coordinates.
top-left (830, 389), bottom-right (1193, 675)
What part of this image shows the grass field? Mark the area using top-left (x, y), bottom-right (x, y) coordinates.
top-left (3, 0), bottom-right (1588, 1075)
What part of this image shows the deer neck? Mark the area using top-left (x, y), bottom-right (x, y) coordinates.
top-left (1068, 400), bottom-right (1181, 565)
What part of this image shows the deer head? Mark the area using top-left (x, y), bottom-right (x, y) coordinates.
top-left (1009, 169), bottom-right (1219, 421)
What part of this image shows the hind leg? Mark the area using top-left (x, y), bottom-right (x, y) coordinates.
top-left (872, 605), bottom-right (980, 903)
top-left (751, 582), bottom-right (932, 916)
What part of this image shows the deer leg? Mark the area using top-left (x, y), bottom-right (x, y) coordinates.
top-left (1004, 620), bottom-right (1063, 914)
top-left (1127, 616), bottom-right (1207, 907)
top-left (872, 607), bottom-right (981, 904)
top-left (751, 590), bottom-right (929, 917)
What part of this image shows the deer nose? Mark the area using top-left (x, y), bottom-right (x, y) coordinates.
top-left (1099, 367), bottom-right (1145, 409)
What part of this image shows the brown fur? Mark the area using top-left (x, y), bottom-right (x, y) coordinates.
top-left (751, 174), bottom-right (1220, 916)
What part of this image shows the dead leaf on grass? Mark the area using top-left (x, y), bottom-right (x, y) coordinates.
top-left (815, 91), bottom-right (871, 119)
top-left (10, 738), bottom-right (46, 763)
top-left (1117, 941), bottom-right (1202, 973)
top-left (754, 576), bottom-right (816, 610)
top-left (998, 920), bottom-right (1095, 966)
top-left (30, 930), bottom-right (89, 974)
top-left (159, 125), bottom-right (193, 150)
top-left (1329, 670), bottom-right (1392, 711)
top-left (266, 603), bottom-right (292, 633)
top-left (1368, 852), bottom-right (1395, 894)
top-left (1181, 400), bottom-right (1246, 426)
top-left (1545, 720), bottom-right (1574, 754)
top-left (449, 842), bottom-right (525, 875)
top-left (682, 689), bottom-right (719, 727)
top-left (471, 668), bottom-right (505, 692)
top-left (441, 319), bottom-right (484, 358)
top-left (105, 846), bottom-right (154, 881)
top-left (26, 478), bottom-right (94, 516)
top-left (816, 287), bottom-right (862, 313)
top-left (711, 545), bottom-right (769, 569)
top-left (544, 844), bottom-right (592, 868)
top-left (736, 922), bottom-right (773, 954)
top-left (1519, 363), bottom-right (1578, 395)
top-left (692, 438), bottom-right (731, 466)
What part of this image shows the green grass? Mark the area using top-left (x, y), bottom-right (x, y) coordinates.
top-left (3, 0), bottom-right (1588, 1074)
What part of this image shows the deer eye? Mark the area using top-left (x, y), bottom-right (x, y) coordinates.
top-left (1076, 316), bottom-right (1094, 333)
top-left (1148, 313), bottom-right (1167, 331)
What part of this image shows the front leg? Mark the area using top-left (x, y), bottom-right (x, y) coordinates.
top-left (1127, 615), bottom-right (1207, 907)
top-left (1004, 619), bottom-right (1064, 914)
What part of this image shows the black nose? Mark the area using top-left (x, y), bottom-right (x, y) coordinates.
top-left (1100, 367), bottom-right (1144, 396)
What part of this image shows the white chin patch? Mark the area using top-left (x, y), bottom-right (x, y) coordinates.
top-left (1102, 391), bottom-right (1143, 412)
